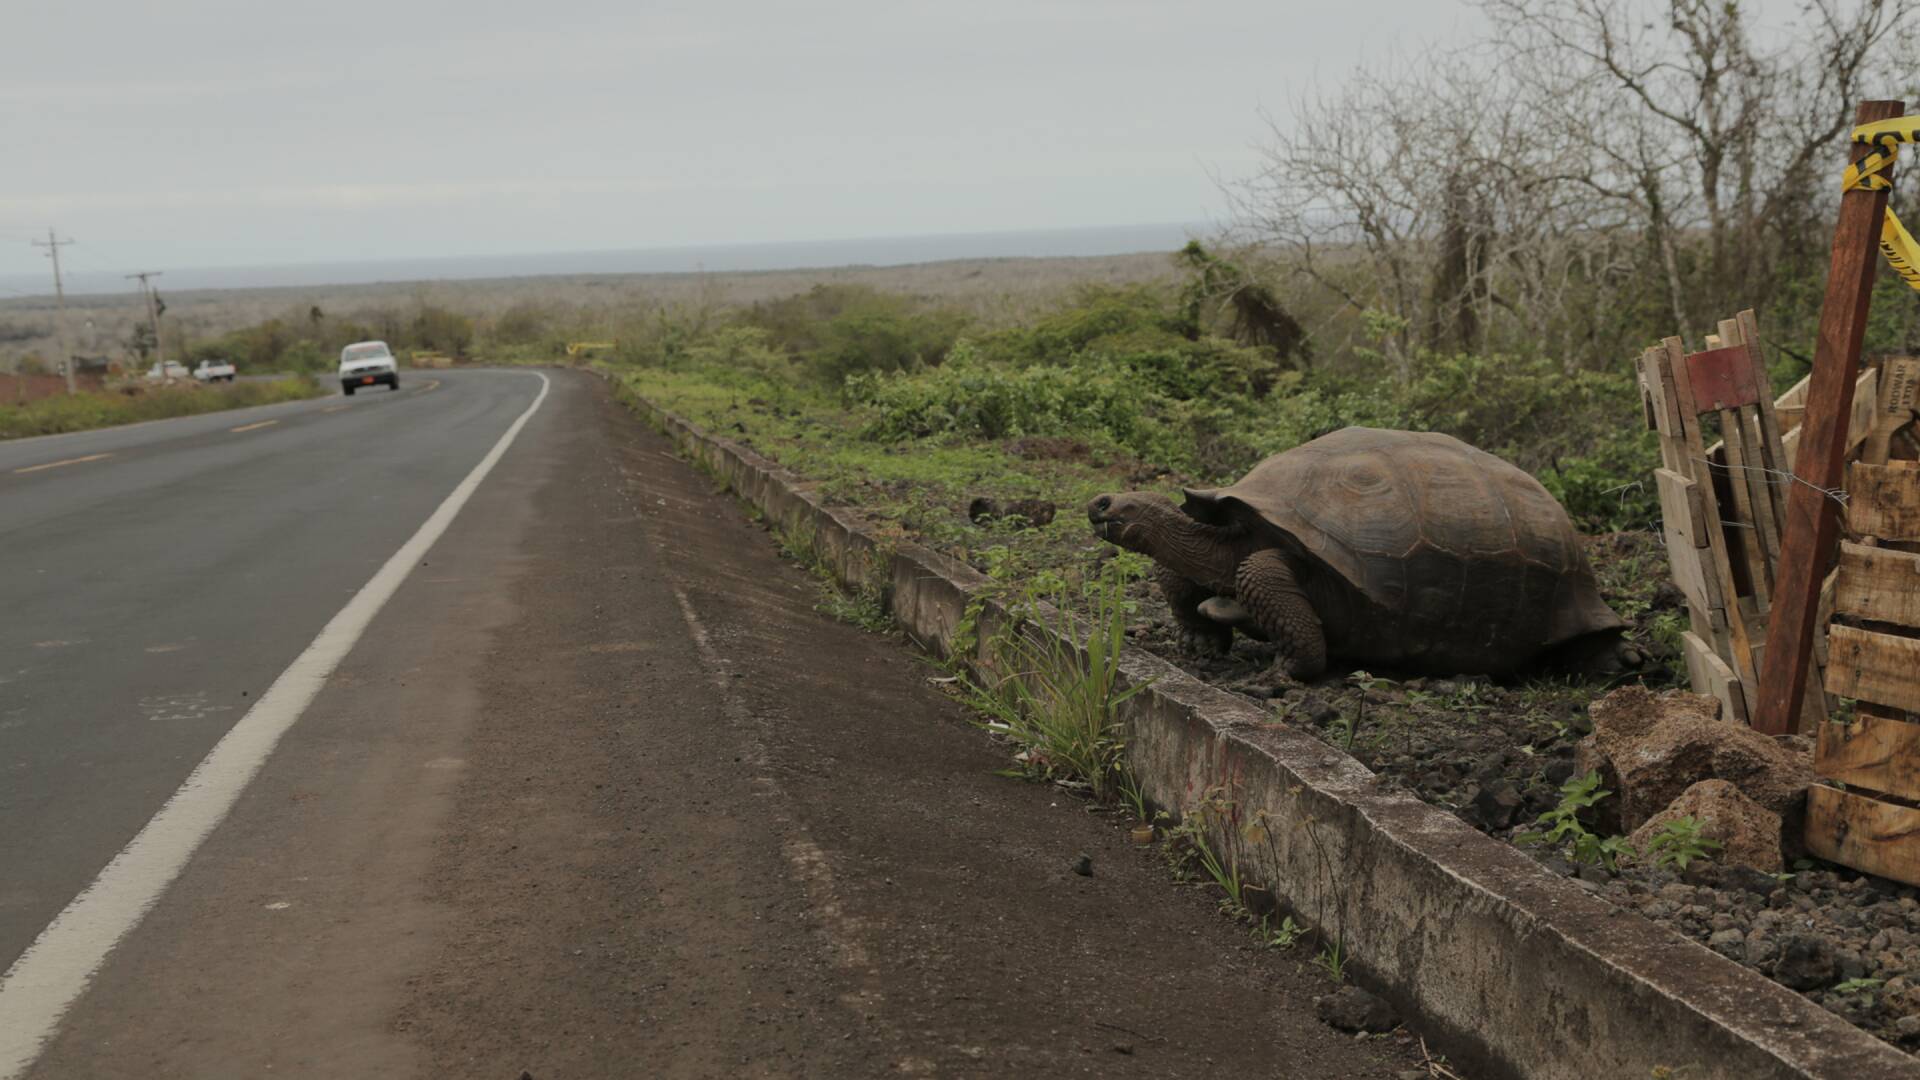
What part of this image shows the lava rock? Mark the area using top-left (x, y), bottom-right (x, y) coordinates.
top-left (1627, 779), bottom-right (1785, 874)
top-left (1465, 781), bottom-right (1524, 831)
top-left (1775, 933), bottom-right (1839, 990)
top-left (1296, 694), bottom-right (1341, 727)
top-left (1721, 865), bottom-right (1780, 896)
top-left (1575, 687), bottom-right (1814, 833)
top-left (1315, 986), bottom-right (1399, 1033)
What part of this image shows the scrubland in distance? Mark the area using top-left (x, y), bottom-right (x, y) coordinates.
top-left (0, 377), bottom-right (323, 440)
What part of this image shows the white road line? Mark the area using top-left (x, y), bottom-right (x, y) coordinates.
top-left (228, 419), bottom-right (279, 434)
top-left (11, 453), bottom-right (112, 475)
top-left (0, 371), bottom-right (551, 1079)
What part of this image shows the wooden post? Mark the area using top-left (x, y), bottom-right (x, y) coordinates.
top-left (1753, 99), bottom-right (1906, 735)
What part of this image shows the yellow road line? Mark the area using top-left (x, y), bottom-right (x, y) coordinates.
top-left (13, 452), bottom-right (113, 474)
top-left (229, 420), bottom-right (279, 434)
top-left (320, 404), bottom-right (350, 413)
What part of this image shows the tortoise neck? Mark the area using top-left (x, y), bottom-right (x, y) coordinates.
top-left (1144, 505), bottom-right (1245, 592)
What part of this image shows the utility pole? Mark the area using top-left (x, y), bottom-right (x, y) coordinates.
top-left (125, 271), bottom-right (165, 373)
top-left (30, 230), bottom-right (76, 394)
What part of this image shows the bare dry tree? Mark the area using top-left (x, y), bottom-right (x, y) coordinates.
top-left (1231, 0), bottom-right (1920, 375)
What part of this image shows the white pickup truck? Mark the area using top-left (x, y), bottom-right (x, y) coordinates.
top-left (193, 359), bottom-right (236, 382)
top-left (339, 340), bottom-right (400, 395)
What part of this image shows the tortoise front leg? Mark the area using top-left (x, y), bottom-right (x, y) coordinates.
top-left (1155, 566), bottom-right (1231, 656)
top-left (1235, 551), bottom-right (1327, 680)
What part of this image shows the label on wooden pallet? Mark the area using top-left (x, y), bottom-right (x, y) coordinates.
top-left (1836, 542), bottom-right (1920, 628)
top-left (1826, 624), bottom-right (1920, 713)
top-left (1848, 463), bottom-right (1920, 542)
top-left (1816, 713), bottom-right (1920, 800)
top-left (1683, 346), bottom-right (1764, 411)
top-left (1804, 786), bottom-right (1920, 888)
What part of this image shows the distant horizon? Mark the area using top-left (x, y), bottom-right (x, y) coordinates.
top-left (0, 221), bottom-right (1208, 302)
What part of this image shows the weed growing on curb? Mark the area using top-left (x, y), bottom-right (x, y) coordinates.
top-left (772, 518), bottom-right (896, 634)
top-left (960, 557), bottom-right (1147, 802)
top-left (1314, 939), bottom-right (1348, 983)
top-left (1116, 766), bottom-right (1150, 824)
top-left (1164, 790), bottom-right (1248, 913)
top-left (1255, 914), bottom-right (1307, 950)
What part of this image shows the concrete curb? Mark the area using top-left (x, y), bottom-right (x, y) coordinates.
top-left (618, 384), bottom-right (1918, 1080)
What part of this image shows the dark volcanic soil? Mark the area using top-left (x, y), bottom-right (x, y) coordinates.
top-left (1106, 528), bottom-right (1920, 1054)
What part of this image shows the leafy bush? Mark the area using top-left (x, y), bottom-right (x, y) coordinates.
top-left (742, 284), bottom-right (970, 385)
top-left (276, 340), bottom-right (330, 375)
top-left (848, 343), bottom-right (1160, 454)
top-left (978, 284), bottom-right (1181, 364)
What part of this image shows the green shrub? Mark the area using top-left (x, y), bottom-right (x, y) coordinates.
top-left (848, 343), bottom-right (1160, 453)
top-left (276, 340), bottom-right (329, 375)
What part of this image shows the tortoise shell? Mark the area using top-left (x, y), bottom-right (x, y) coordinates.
top-left (1182, 427), bottom-right (1624, 674)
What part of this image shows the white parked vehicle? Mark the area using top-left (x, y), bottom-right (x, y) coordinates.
top-left (193, 359), bottom-right (236, 382)
top-left (144, 360), bottom-right (190, 382)
top-left (339, 340), bottom-right (400, 395)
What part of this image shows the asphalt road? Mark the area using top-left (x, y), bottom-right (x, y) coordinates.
top-left (0, 369), bottom-right (538, 967)
top-left (1, 369), bottom-right (1430, 1078)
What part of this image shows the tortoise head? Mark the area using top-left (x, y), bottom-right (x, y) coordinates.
top-left (1086, 491), bottom-right (1185, 553)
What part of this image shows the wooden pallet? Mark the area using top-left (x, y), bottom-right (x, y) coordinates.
top-left (1806, 460), bottom-right (1920, 885)
top-left (1636, 318), bottom-right (1912, 728)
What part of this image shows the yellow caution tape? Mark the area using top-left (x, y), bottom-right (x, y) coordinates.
top-left (1845, 117), bottom-right (1920, 292)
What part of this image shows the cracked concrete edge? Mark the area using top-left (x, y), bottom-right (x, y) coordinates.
top-left (615, 384), bottom-right (1918, 1080)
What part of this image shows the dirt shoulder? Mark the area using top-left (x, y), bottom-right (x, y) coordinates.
top-left (392, 373), bottom-right (1431, 1077)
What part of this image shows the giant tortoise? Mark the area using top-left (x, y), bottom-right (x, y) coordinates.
top-left (1086, 427), bottom-right (1628, 679)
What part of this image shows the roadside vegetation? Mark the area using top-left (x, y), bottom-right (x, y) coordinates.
top-left (0, 376), bottom-right (323, 440)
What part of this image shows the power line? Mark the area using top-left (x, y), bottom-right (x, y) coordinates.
top-left (30, 230), bottom-right (77, 394)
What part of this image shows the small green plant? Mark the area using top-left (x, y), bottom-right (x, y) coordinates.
top-left (1116, 766), bottom-right (1149, 824)
top-left (1515, 771), bottom-right (1635, 871)
top-left (817, 580), bottom-right (894, 633)
top-left (1336, 670), bottom-right (1394, 752)
top-left (1643, 816), bottom-right (1722, 871)
top-left (1835, 977), bottom-right (1885, 1004)
top-left (1256, 914), bottom-right (1307, 950)
top-left (1163, 791), bottom-right (1249, 912)
top-left (1314, 938), bottom-right (1348, 982)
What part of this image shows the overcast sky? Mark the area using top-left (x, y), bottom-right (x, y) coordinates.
top-left (7, 1), bottom-right (1494, 283)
